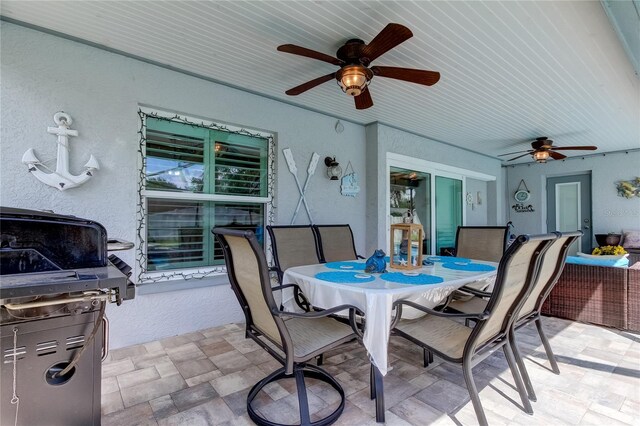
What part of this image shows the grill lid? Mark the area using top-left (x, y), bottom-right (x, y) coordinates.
top-left (1, 207), bottom-right (108, 274)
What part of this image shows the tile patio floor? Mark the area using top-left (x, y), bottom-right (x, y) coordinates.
top-left (101, 317), bottom-right (640, 425)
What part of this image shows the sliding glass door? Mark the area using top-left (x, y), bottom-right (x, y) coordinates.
top-left (389, 168), bottom-right (462, 255)
top-left (390, 167), bottom-right (431, 254)
top-left (435, 176), bottom-right (463, 254)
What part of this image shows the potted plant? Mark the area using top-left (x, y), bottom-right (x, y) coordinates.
top-left (591, 245), bottom-right (627, 256)
top-left (595, 233), bottom-right (622, 247)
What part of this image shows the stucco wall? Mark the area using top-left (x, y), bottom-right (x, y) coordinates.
top-left (365, 123), bottom-right (504, 252)
top-left (465, 178), bottom-right (488, 225)
top-left (505, 150), bottom-right (640, 237)
top-left (0, 23), bottom-right (367, 348)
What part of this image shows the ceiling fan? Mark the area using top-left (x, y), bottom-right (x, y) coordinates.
top-left (499, 137), bottom-right (598, 163)
top-left (277, 23), bottom-right (440, 110)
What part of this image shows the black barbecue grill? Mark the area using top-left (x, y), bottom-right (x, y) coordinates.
top-left (0, 207), bottom-right (135, 426)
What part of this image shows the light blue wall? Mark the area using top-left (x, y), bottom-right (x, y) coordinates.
top-left (365, 123), bottom-right (505, 253)
top-left (0, 22), bottom-right (367, 348)
top-left (466, 178), bottom-right (489, 225)
top-left (504, 150), bottom-right (640, 238)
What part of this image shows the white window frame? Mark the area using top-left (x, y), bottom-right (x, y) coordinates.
top-left (137, 107), bottom-right (274, 284)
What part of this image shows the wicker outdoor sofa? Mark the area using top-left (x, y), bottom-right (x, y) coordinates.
top-left (542, 261), bottom-right (640, 332)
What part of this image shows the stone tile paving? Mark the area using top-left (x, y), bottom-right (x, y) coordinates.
top-left (102, 318), bottom-right (640, 425)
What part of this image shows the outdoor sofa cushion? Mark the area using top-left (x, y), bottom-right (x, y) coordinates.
top-left (566, 255), bottom-right (629, 268)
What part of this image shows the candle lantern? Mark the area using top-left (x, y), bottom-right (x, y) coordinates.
top-left (389, 223), bottom-right (424, 270)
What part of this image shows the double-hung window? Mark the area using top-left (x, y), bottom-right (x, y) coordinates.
top-left (141, 115), bottom-right (270, 276)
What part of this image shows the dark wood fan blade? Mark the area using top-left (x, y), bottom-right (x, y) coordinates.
top-left (550, 146), bottom-right (598, 151)
top-left (277, 44), bottom-right (343, 66)
top-left (498, 150), bottom-right (530, 157)
top-left (362, 24), bottom-right (413, 62)
top-left (285, 73), bottom-right (336, 96)
top-left (549, 151), bottom-right (567, 160)
top-left (507, 153), bottom-right (532, 161)
top-left (354, 86), bottom-right (373, 110)
top-left (371, 66), bottom-right (440, 86)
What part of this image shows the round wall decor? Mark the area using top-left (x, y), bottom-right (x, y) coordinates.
top-left (514, 179), bottom-right (531, 202)
top-left (514, 190), bottom-right (530, 202)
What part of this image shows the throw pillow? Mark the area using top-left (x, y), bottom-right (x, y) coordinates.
top-left (622, 230), bottom-right (640, 249)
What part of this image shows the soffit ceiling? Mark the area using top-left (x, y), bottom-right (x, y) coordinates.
top-left (2, 1), bottom-right (639, 163)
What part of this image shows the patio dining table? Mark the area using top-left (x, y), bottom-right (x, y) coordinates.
top-left (282, 257), bottom-right (497, 421)
top-left (282, 257), bottom-right (498, 376)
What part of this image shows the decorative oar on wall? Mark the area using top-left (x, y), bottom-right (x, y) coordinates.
top-left (282, 148), bottom-right (319, 224)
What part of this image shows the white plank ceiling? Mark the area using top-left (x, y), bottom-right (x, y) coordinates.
top-left (2, 0), bottom-right (638, 163)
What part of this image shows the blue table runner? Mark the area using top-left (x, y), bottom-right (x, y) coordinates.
top-left (442, 262), bottom-right (496, 272)
top-left (324, 261), bottom-right (366, 271)
top-left (379, 272), bottom-right (444, 285)
top-left (314, 271), bottom-right (375, 283)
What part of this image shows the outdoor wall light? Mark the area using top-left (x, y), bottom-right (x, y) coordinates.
top-left (533, 150), bottom-right (550, 163)
top-left (324, 156), bottom-right (342, 180)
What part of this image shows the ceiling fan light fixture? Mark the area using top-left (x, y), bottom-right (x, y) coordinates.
top-left (337, 65), bottom-right (371, 97)
top-left (533, 150), bottom-right (550, 163)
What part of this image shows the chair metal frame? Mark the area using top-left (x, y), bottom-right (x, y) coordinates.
top-left (214, 228), bottom-right (358, 426)
top-left (392, 234), bottom-right (557, 426)
top-left (312, 224), bottom-right (363, 263)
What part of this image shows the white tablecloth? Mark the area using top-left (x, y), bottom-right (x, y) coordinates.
top-left (282, 260), bottom-right (497, 376)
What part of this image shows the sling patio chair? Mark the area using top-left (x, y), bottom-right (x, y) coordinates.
top-left (312, 224), bottom-right (363, 263)
top-left (213, 228), bottom-right (359, 426)
top-left (445, 225), bottom-right (510, 304)
top-left (391, 233), bottom-right (557, 426)
top-left (454, 225), bottom-right (510, 262)
top-left (267, 225), bottom-right (322, 283)
top-left (449, 231), bottom-right (582, 402)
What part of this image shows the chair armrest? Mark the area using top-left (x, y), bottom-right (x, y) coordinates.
top-left (394, 299), bottom-right (489, 320)
top-left (271, 283), bottom-right (300, 292)
top-left (458, 286), bottom-right (492, 298)
top-left (275, 304), bottom-right (357, 319)
top-left (272, 283), bottom-right (312, 312)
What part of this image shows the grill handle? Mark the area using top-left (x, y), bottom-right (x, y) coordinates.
top-left (3, 292), bottom-right (111, 310)
top-left (102, 315), bottom-right (110, 361)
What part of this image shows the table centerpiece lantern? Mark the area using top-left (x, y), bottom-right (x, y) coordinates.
top-left (389, 223), bottom-right (423, 270)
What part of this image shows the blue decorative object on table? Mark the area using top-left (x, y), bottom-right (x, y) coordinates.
top-left (427, 256), bottom-right (471, 263)
top-left (380, 272), bottom-right (444, 285)
top-left (324, 261), bottom-right (366, 271)
top-left (442, 262), bottom-right (496, 272)
top-left (315, 271), bottom-right (375, 283)
top-left (365, 249), bottom-right (387, 273)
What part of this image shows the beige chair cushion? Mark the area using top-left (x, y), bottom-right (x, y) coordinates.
top-left (285, 316), bottom-right (354, 360)
top-left (270, 227), bottom-right (320, 272)
top-left (449, 297), bottom-right (488, 315)
top-left (395, 315), bottom-right (472, 360)
top-left (518, 236), bottom-right (568, 318)
top-left (316, 226), bottom-right (358, 262)
top-left (227, 235), bottom-right (282, 345)
top-left (456, 227), bottom-right (507, 262)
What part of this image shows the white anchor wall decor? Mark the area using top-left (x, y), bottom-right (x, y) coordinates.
top-left (22, 112), bottom-right (99, 191)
